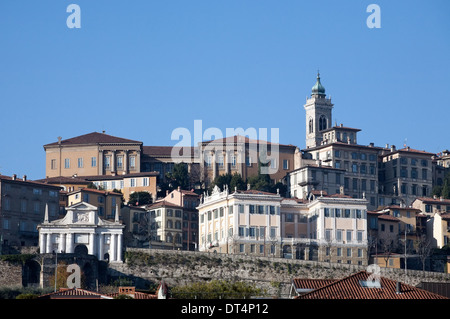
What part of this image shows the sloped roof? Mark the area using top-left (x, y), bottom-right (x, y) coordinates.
top-left (44, 132), bottom-right (142, 147)
top-left (296, 271), bottom-right (448, 299)
top-left (38, 288), bottom-right (113, 299)
top-left (292, 278), bottom-right (336, 292)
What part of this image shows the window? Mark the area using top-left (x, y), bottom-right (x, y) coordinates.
top-left (205, 156), bottom-right (212, 167)
top-left (127, 156), bottom-right (135, 169)
top-left (34, 202), bottom-right (40, 213)
top-left (357, 231), bottom-right (363, 242)
top-left (218, 155), bottom-right (224, 167)
top-left (249, 205), bottom-right (255, 214)
top-left (270, 159), bottom-right (277, 169)
top-left (51, 159), bottom-right (57, 170)
top-left (78, 158), bottom-right (83, 168)
top-left (130, 178), bottom-right (136, 187)
top-left (335, 208), bottom-right (341, 218)
top-left (346, 230), bottom-right (353, 242)
top-left (246, 156), bottom-right (252, 167)
top-left (336, 229), bottom-right (342, 241)
top-left (422, 169), bottom-right (428, 180)
top-left (117, 156), bottom-right (123, 169)
top-left (347, 248), bottom-right (352, 257)
top-left (143, 178), bottom-right (148, 187)
top-left (21, 200), bottom-right (27, 212)
top-left (91, 157), bottom-right (97, 167)
top-left (270, 227), bottom-right (276, 238)
top-left (64, 158), bottom-right (70, 169)
top-left (269, 206), bottom-right (275, 215)
top-left (283, 159), bottom-right (289, 170)
top-left (344, 209), bottom-right (351, 218)
top-left (231, 155), bottom-right (236, 167)
top-left (238, 204), bottom-right (244, 214)
top-left (104, 156), bottom-right (110, 169)
top-left (319, 115), bottom-right (327, 131)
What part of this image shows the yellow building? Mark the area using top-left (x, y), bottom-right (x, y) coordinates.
top-left (86, 172), bottom-right (158, 205)
top-left (199, 135), bottom-right (297, 187)
top-left (67, 188), bottom-right (123, 220)
top-left (43, 132), bottom-right (142, 178)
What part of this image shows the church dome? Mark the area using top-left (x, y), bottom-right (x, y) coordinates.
top-left (311, 72), bottom-right (326, 96)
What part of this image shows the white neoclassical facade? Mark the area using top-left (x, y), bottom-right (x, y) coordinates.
top-left (38, 202), bottom-right (125, 262)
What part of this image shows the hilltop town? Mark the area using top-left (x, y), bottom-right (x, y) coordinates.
top-left (1, 74), bottom-right (450, 300)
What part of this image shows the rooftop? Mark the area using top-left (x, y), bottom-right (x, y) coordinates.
top-left (296, 271), bottom-right (448, 299)
top-left (44, 132), bottom-right (142, 148)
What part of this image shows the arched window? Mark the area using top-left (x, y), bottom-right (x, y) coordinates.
top-left (319, 115), bottom-right (327, 131)
top-left (309, 118), bottom-right (314, 134)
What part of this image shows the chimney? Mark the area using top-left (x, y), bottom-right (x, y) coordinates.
top-left (22, 175), bottom-right (27, 181)
top-left (391, 145), bottom-right (396, 152)
top-left (12, 174), bottom-right (16, 180)
top-left (396, 281), bottom-right (402, 294)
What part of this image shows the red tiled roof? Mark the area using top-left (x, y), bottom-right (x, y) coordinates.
top-left (44, 132), bottom-right (142, 147)
top-left (69, 187), bottom-right (123, 197)
top-left (38, 288), bottom-right (113, 299)
top-left (292, 278), bottom-right (336, 291)
top-left (415, 197), bottom-right (450, 205)
top-left (0, 175), bottom-right (62, 190)
top-left (296, 271), bottom-right (448, 299)
top-left (146, 200), bottom-right (183, 209)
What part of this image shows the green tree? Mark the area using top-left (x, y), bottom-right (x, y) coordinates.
top-left (165, 163), bottom-right (190, 190)
top-left (230, 172), bottom-right (246, 191)
top-left (128, 191), bottom-right (153, 206)
top-left (171, 280), bottom-right (263, 299)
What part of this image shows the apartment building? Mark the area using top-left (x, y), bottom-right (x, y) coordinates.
top-left (412, 197), bottom-right (450, 248)
top-left (145, 200), bottom-right (183, 250)
top-left (163, 187), bottom-right (200, 251)
top-left (378, 146), bottom-right (435, 207)
top-left (197, 185), bottom-right (283, 256)
top-left (197, 185), bottom-right (368, 265)
top-left (0, 174), bottom-right (62, 248)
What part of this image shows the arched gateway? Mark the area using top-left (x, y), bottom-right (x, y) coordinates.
top-left (37, 202), bottom-right (125, 262)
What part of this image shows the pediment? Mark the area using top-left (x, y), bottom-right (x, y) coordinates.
top-left (67, 201), bottom-right (98, 212)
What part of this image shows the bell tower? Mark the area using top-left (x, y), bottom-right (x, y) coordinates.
top-left (304, 72), bottom-right (334, 148)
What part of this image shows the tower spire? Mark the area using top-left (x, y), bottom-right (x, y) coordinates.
top-left (311, 70), bottom-right (326, 97)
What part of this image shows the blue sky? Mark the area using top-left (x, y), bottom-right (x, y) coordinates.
top-left (0, 0), bottom-right (449, 179)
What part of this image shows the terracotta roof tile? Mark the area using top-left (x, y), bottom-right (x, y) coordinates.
top-left (297, 271), bottom-right (448, 299)
top-left (44, 132), bottom-right (142, 147)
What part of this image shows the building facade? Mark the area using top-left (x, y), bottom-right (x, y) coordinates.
top-left (197, 186), bottom-right (283, 256)
top-left (67, 188), bottom-right (123, 220)
top-left (199, 135), bottom-right (297, 187)
top-left (0, 174), bottom-right (62, 248)
top-left (43, 132), bottom-right (143, 178)
top-left (378, 146), bottom-right (434, 207)
top-left (197, 185), bottom-right (368, 265)
top-left (38, 202), bottom-right (125, 262)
